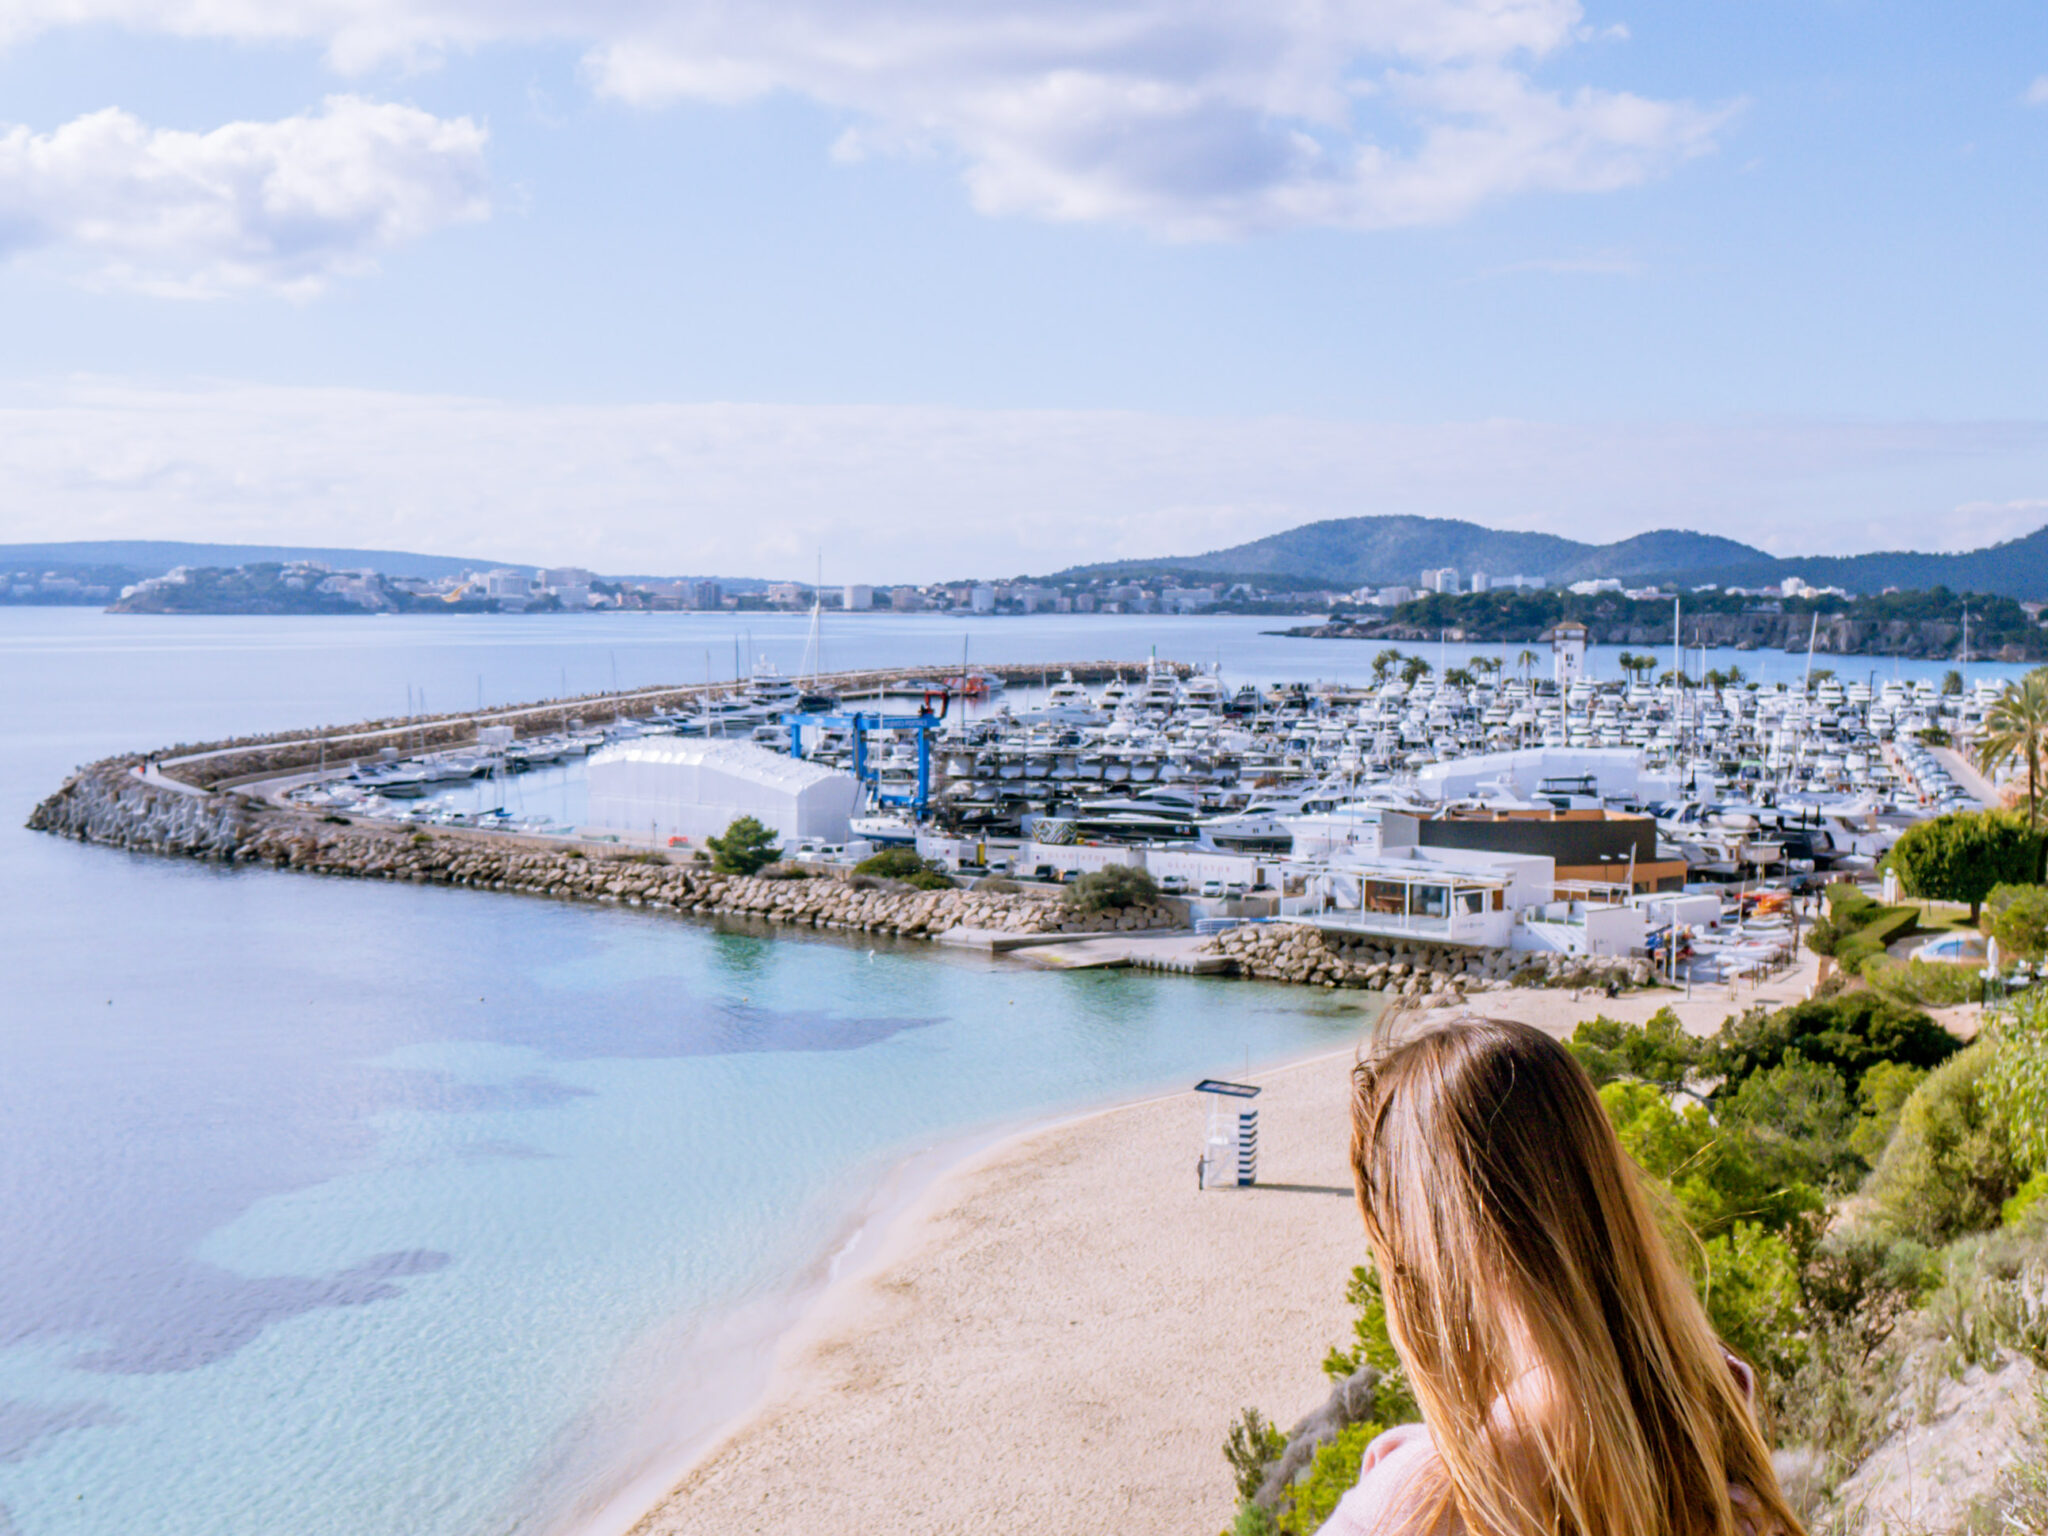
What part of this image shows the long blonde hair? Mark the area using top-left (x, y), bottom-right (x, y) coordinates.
top-left (1348, 1016), bottom-right (1804, 1536)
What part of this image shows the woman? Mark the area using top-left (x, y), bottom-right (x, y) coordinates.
top-left (1323, 1016), bottom-right (1802, 1536)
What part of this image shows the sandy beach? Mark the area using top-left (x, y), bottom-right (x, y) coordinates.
top-left (628, 1038), bottom-right (1378, 1536)
top-left (625, 957), bottom-right (1834, 1536)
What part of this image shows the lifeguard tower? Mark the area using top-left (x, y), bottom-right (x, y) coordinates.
top-left (1195, 1079), bottom-right (1261, 1188)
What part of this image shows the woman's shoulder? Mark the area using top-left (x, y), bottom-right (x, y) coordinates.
top-left (1316, 1424), bottom-right (1457, 1536)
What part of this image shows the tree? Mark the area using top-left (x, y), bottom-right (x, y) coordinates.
top-left (1977, 674), bottom-right (2048, 827)
top-left (704, 814), bottom-right (780, 875)
top-left (1887, 810), bottom-right (2045, 920)
top-left (1515, 649), bottom-right (1538, 684)
top-left (1443, 666), bottom-right (1476, 690)
top-left (1370, 649), bottom-right (1402, 683)
top-left (1710, 991), bottom-right (1960, 1099)
top-left (1942, 668), bottom-right (1964, 696)
top-left (1398, 655), bottom-right (1433, 686)
top-left (1984, 883), bottom-right (2048, 960)
top-left (1062, 863), bottom-right (1159, 913)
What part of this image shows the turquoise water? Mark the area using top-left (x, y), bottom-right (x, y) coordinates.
top-left (0, 609), bottom-right (2022, 1536)
top-left (0, 610), bottom-right (1383, 1536)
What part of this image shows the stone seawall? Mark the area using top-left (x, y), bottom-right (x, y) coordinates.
top-left (28, 758), bottom-right (1181, 940)
top-left (1200, 918), bottom-right (1651, 1001)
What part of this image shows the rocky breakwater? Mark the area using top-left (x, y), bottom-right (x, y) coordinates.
top-left (1198, 923), bottom-right (1652, 1001)
top-left (27, 757), bottom-right (1182, 942)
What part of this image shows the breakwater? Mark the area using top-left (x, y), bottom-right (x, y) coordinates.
top-left (27, 756), bottom-right (1183, 940)
top-left (143, 660), bottom-right (1180, 791)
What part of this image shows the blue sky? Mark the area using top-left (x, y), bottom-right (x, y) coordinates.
top-left (0, 3), bottom-right (2044, 579)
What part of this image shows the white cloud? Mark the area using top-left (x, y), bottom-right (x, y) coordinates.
top-left (0, 96), bottom-right (488, 296)
top-left (2028, 75), bottom-right (2048, 107)
top-left (1, 381), bottom-right (2045, 580)
top-left (0, 2), bottom-right (1730, 237)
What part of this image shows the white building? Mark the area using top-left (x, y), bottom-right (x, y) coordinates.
top-left (971, 584), bottom-right (995, 614)
top-left (1420, 567), bottom-right (1460, 594)
top-left (1470, 572), bottom-right (1490, 592)
top-left (1567, 578), bottom-right (1623, 596)
top-left (482, 568), bottom-right (532, 599)
top-left (585, 738), bottom-right (861, 848)
top-left (843, 584), bottom-right (874, 611)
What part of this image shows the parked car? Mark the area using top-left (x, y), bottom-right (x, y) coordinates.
top-left (1200, 879), bottom-right (1225, 899)
top-left (1158, 875), bottom-right (1189, 895)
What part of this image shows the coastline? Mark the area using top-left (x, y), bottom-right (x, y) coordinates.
top-left (613, 1037), bottom-right (1376, 1536)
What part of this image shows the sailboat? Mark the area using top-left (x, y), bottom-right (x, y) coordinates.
top-left (796, 556), bottom-right (839, 713)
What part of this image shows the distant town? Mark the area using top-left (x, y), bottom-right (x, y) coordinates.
top-left (0, 554), bottom-right (1914, 618)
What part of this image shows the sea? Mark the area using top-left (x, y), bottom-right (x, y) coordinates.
top-left (0, 608), bottom-right (2024, 1536)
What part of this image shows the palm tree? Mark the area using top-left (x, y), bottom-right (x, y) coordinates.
top-left (1444, 667), bottom-right (1477, 691)
top-left (1979, 674), bottom-right (2048, 827)
top-left (1516, 649), bottom-right (1538, 684)
top-left (1400, 655), bottom-right (1433, 686)
top-left (1371, 649), bottom-right (1402, 684)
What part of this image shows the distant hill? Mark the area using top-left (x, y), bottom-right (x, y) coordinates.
top-left (0, 541), bottom-right (531, 580)
top-left (1054, 516), bottom-right (2048, 600)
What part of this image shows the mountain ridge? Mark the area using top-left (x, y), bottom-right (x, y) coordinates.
top-left (1051, 516), bottom-right (2048, 600)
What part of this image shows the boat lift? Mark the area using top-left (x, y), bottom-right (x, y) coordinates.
top-left (787, 691), bottom-right (949, 818)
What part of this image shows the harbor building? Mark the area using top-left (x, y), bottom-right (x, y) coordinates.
top-left (586, 738), bottom-right (860, 848)
top-left (843, 584), bottom-right (874, 611)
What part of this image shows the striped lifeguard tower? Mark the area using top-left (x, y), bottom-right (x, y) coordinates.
top-left (1195, 1079), bottom-right (1261, 1188)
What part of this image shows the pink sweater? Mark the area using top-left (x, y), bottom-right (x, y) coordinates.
top-left (1317, 1357), bottom-right (1765, 1536)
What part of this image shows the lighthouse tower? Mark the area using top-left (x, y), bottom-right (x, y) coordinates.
top-left (1550, 621), bottom-right (1588, 690)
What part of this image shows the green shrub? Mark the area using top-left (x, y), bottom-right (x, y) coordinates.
top-left (1828, 902), bottom-right (1920, 974)
top-left (1699, 1220), bottom-right (1806, 1380)
top-left (705, 815), bottom-right (780, 876)
top-left (1861, 956), bottom-right (1979, 1008)
top-left (975, 875), bottom-right (1020, 893)
top-left (1223, 1408), bottom-right (1286, 1503)
top-left (904, 868), bottom-right (955, 890)
top-left (1710, 991), bottom-right (1960, 1099)
top-left (756, 861), bottom-right (810, 881)
top-left (1061, 863), bottom-right (1159, 913)
top-left (1230, 1500), bottom-right (1279, 1536)
top-left (1722, 1052), bottom-right (1863, 1191)
top-left (410, 831), bottom-right (433, 845)
top-left (1273, 1420), bottom-right (1383, 1535)
top-left (1849, 1059), bottom-right (1930, 1164)
top-left (1600, 1081), bottom-right (1824, 1245)
top-left (1985, 884), bottom-right (2048, 961)
top-left (1988, 989), bottom-right (2048, 1173)
top-left (2007, 1171), bottom-right (2048, 1228)
top-left (853, 847), bottom-right (927, 879)
top-left (1566, 1008), bottom-right (1707, 1093)
top-left (1865, 1042), bottom-right (2029, 1246)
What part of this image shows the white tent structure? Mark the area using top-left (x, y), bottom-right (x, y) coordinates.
top-left (585, 738), bottom-right (860, 848)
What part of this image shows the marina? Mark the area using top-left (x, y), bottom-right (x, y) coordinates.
top-left (34, 614), bottom-right (2020, 995)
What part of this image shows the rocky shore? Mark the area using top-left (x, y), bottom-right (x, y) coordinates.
top-left (27, 757), bottom-right (1182, 940)
top-left (1198, 918), bottom-right (1652, 998)
top-left (1280, 610), bottom-right (2043, 662)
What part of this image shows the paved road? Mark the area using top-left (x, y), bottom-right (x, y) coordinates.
top-left (1931, 745), bottom-right (2005, 810)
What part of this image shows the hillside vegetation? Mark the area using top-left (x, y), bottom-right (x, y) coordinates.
top-left (1057, 514), bottom-right (2048, 600)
